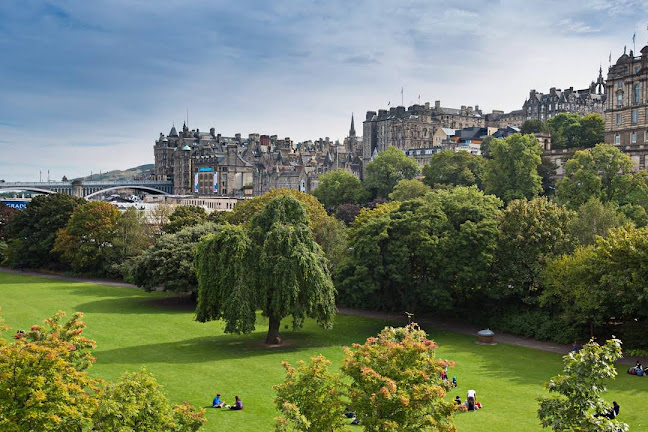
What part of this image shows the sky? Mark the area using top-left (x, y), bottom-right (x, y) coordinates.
top-left (1, 0), bottom-right (648, 181)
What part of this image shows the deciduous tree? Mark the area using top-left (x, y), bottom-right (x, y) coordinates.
top-left (195, 195), bottom-right (336, 344)
top-left (52, 201), bottom-right (120, 275)
top-left (163, 205), bottom-right (208, 234)
top-left (274, 356), bottom-right (348, 432)
top-left (388, 178), bottom-right (431, 201)
top-left (483, 134), bottom-right (542, 202)
top-left (537, 338), bottom-right (628, 432)
top-left (422, 150), bottom-right (484, 189)
top-left (129, 222), bottom-right (219, 295)
top-left (93, 368), bottom-right (206, 432)
top-left (364, 147), bottom-right (421, 199)
top-left (341, 324), bottom-right (457, 432)
top-left (4, 193), bottom-right (84, 269)
top-left (493, 198), bottom-right (575, 303)
top-left (312, 170), bottom-right (368, 208)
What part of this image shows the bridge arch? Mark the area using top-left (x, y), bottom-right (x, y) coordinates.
top-left (0, 187), bottom-right (56, 195)
top-left (84, 185), bottom-right (171, 199)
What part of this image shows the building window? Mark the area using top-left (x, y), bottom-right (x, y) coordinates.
top-left (615, 134), bottom-right (620, 144)
top-left (617, 93), bottom-right (623, 107)
top-left (632, 109), bottom-right (638, 124)
top-left (616, 113), bottom-right (621, 125)
top-left (632, 132), bottom-right (637, 144)
top-left (618, 81), bottom-right (623, 89)
top-left (634, 84), bottom-right (641, 104)
top-left (645, 131), bottom-right (648, 142)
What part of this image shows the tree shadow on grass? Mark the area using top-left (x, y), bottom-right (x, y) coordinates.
top-left (74, 295), bottom-right (195, 315)
top-left (94, 316), bottom-right (392, 365)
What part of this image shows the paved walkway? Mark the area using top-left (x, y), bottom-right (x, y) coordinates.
top-left (2, 267), bottom-right (645, 366)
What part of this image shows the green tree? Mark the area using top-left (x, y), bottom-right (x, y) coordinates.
top-left (569, 199), bottom-right (629, 246)
top-left (422, 150), bottom-right (484, 189)
top-left (52, 201), bottom-right (120, 275)
top-left (129, 222), bottom-right (219, 295)
top-left (93, 368), bottom-right (206, 432)
top-left (543, 225), bottom-right (648, 335)
top-left (341, 324), bottom-right (457, 432)
top-left (555, 144), bottom-right (633, 208)
top-left (274, 356), bottom-right (348, 432)
top-left (0, 312), bottom-right (99, 432)
top-left (195, 195), bottom-right (336, 344)
top-left (4, 193), bottom-right (84, 269)
top-left (493, 198), bottom-right (575, 303)
top-left (537, 338), bottom-right (628, 432)
top-left (579, 113), bottom-right (605, 149)
top-left (312, 170), bottom-right (368, 208)
top-left (113, 207), bottom-right (154, 274)
top-left (337, 187), bottom-right (501, 311)
top-left (364, 146), bottom-right (421, 199)
top-left (388, 178), bottom-right (431, 201)
top-left (480, 135), bottom-right (495, 159)
top-left (547, 113), bottom-right (582, 148)
top-left (227, 188), bottom-right (343, 270)
top-left (0, 203), bottom-right (18, 241)
top-left (334, 203), bottom-right (361, 225)
top-left (483, 134), bottom-right (542, 202)
top-left (164, 205), bottom-right (208, 234)
top-left (521, 119), bottom-right (548, 134)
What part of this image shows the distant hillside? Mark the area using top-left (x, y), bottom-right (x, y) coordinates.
top-left (74, 164), bottom-right (155, 182)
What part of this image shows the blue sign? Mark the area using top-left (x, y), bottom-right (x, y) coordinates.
top-left (199, 167), bottom-right (213, 172)
top-left (1, 200), bottom-right (28, 210)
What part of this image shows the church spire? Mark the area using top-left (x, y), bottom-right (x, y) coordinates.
top-left (349, 113), bottom-right (356, 137)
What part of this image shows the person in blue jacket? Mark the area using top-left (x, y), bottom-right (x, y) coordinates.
top-left (212, 393), bottom-right (224, 408)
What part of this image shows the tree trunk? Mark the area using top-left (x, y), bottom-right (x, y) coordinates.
top-left (266, 314), bottom-right (282, 345)
top-left (589, 321), bottom-right (594, 340)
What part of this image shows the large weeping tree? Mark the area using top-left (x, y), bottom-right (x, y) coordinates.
top-left (195, 195), bottom-right (336, 344)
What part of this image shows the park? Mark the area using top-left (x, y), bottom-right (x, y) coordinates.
top-left (1, 271), bottom-right (646, 431)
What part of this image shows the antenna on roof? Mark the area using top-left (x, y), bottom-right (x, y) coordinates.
top-left (186, 108), bottom-right (189, 128)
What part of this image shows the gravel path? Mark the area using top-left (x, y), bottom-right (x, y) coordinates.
top-left (2, 267), bottom-right (644, 366)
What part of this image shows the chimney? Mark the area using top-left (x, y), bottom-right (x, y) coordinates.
top-left (435, 100), bottom-right (441, 109)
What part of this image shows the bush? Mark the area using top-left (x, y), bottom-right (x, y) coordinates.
top-left (489, 310), bottom-right (577, 344)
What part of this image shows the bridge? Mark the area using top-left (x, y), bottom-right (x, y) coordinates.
top-left (0, 179), bottom-right (174, 199)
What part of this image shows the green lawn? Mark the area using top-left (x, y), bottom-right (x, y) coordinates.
top-left (1, 272), bottom-right (646, 431)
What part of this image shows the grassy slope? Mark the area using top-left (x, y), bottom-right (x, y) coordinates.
top-left (0, 273), bottom-right (645, 432)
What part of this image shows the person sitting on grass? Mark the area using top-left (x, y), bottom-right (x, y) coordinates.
top-left (229, 395), bottom-right (244, 410)
top-left (454, 396), bottom-right (462, 405)
top-left (212, 393), bottom-right (224, 408)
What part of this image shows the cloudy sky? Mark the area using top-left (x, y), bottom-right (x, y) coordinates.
top-left (1, 0), bottom-right (647, 181)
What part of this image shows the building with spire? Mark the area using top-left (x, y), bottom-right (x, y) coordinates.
top-left (522, 68), bottom-right (607, 122)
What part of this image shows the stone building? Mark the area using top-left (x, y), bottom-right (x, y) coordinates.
top-left (362, 101), bottom-right (485, 174)
top-left (523, 68), bottom-right (606, 122)
top-left (604, 45), bottom-right (648, 170)
top-left (154, 115), bottom-right (363, 197)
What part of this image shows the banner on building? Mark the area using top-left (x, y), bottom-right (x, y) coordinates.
top-left (213, 172), bottom-right (218, 193)
top-left (194, 172), bottom-right (199, 193)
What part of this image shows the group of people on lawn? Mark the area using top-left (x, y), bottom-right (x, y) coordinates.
top-left (628, 361), bottom-right (648, 376)
top-left (212, 394), bottom-right (243, 410)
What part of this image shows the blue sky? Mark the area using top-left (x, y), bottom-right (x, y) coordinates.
top-left (1, 0), bottom-right (647, 180)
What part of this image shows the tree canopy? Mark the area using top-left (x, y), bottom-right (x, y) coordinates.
top-left (195, 195), bottom-right (336, 344)
top-left (547, 113), bottom-right (604, 149)
top-left (555, 144), bottom-right (633, 208)
top-left (4, 193), bottom-right (84, 269)
top-left (364, 146), bottom-right (421, 199)
top-left (388, 178), bottom-right (431, 202)
top-left (163, 205), bottom-right (208, 234)
top-left (422, 150), bottom-right (484, 189)
top-left (537, 338), bottom-right (627, 432)
top-left (483, 134), bottom-right (543, 202)
top-left (312, 170), bottom-right (368, 208)
top-left (52, 201), bottom-right (120, 275)
top-left (129, 222), bottom-right (220, 295)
